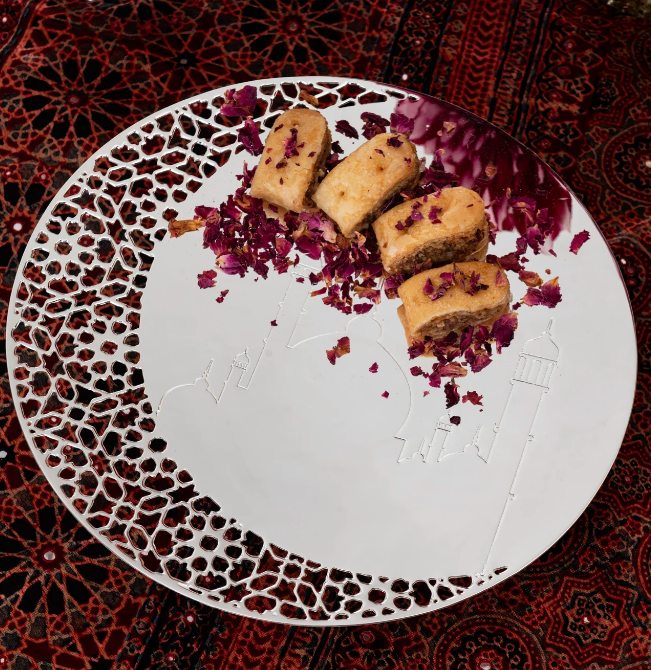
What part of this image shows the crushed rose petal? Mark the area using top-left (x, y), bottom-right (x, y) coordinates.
top-left (495, 269), bottom-right (507, 287)
top-left (450, 415), bottom-right (461, 425)
top-left (238, 119), bottom-right (263, 156)
top-left (570, 230), bottom-right (590, 254)
top-left (423, 391), bottom-right (430, 397)
top-left (270, 320), bottom-right (277, 326)
top-left (283, 127), bottom-right (299, 158)
top-left (518, 270), bottom-right (543, 287)
top-left (381, 390), bottom-right (390, 398)
top-left (522, 277), bottom-right (562, 308)
top-left (386, 135), bottom-right (403, 148)
top-left (369, 362), bottom-right (378, 373)
top-left (390, 112), bottom-right (414, 136)
top-left (216, 289), bottom-right (229, 303)
top-left (335, 119), bottom-right (359, 139)
top-left (197, 269), bottom-right (217, 288)
top-left (221, 85), bottom-right (257, 117)
top-left (326, 336), bottom-right (351, 365)
top-left (169, 218), bottom-right (205, 238)
top-left (444, 380), bottom-right (460, 408)
top-left (462, 390), bottom-right (483, 406)
top-left (361, 111), bottom-right (389, 140)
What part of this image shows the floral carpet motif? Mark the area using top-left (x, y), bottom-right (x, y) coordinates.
top-left (1, 0), bottom-right (650, 668)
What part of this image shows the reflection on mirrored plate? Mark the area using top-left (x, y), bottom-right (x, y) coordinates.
top-left (7, 77), bottom-right (636, 626)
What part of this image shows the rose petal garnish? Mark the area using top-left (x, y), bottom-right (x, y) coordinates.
top-left (270, 320), bottom-right (277, 326)
top-left (522, 277), bottom-right (562, 308)
top-left (221, 85), bottom-right (257, 117)
top-left (197, 269), bottom-right (217, 289)
top-left (491, 312), bottom-right (519, 353)
top-left (169, 218), bottom-right (206, 238)
top-left (423, 391), bottom-right (430, 397)
top-left (216, 253), bottom-right (246, 276)
top-left (410, 366), bottom-right (424, 376)
top-left (570, 230), bottom-right (590, 254)
top-left (440, 362), bottom-right (467, 377)
top-left (465, 347), bottom-right (492, 373)
top-left (450, 415), bottom-right (461, 425)
top-left (384, 274), bottom-right (404, 299)
top-left (495, 269), bottom-right (507, 287)
top-left (283, 127), bottom-right (299, 158)
top-left (462, 391), bottom-right (483, 406)
top-left (238, 119), bottom-right (263, 156)
top-left (353, 303), bottom-right (373, 314)
top-left (369, 362), bottom-right (378, 373)
top-left (216, 289), bottom-right (229, 303)
top-left (326, 336), bottom-right (351, 365)
top-left (390, 112), bottom-right (414, 136)
top-left (408, 340), bottom-right (425, 359)
top-left (335, 119), bottom-right (359, 139)
top-left (444, 380), bottom-right (460, 408)
top-left (360, 111), bottom-right (389, 140)
top-left (518, 270), bottom-right (543, 287)
top-left (386, 135), bottom-right (403, 148)
top-left (374, 148), bottom-right (385, 157)
top-left (381, 390), bottom-right (389, 399)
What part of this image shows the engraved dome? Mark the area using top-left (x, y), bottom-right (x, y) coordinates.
top-left (522, 323), bottom-right (559, 361)
top-left (233, 350), bottom-right (250, 368)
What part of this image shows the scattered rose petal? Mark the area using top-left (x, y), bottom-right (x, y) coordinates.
top-left (381, 390), bottom-right (389, 399)
top-left (423, 391), bottom-right (430, 397)
top-left (238, 119), bottom-right (263, 156)
top-left (326, 336), bottom-right (351, 365)
top-left (462, 391), bottom-right (483, 406)
top-left (450, 415), bottom-right (461, 425)
top-left (410, 366), bottom-right (424, 376)
top-left (386, 135), bottom-right (403, 148)
top-left (495, 269), bottom-right (507, 287)
top-left (518, 270), bottom-right (543, 287)
top-left (197, 269), bottom-right (217, 289)
top-left (570, 230), bottom-right (590, 254)
top-left (169, 218), bottom-right (205, 238)
top-left (270, 320), bottom-right (277, 326)
top-left (522, 277), bottom-right (562, 308)
top-left (444, 380), bottom-right (460, 408)
top-left (369, 362), bottom-right (378, 373)
top-left (390, 112), bottom-right (414, 136)
top-left (335, 119), bottom-right (359, 139)
top-left (221, 85), bottom-right (257, 117)
top-left (384, 274), bottom-right (404, 299)
top-left (491, 312), bottom-right (519, 353)
top-left (361, 111), bottom-right (389, 139)
top-left (284, 127), bottom-right (299, 158)
top-left (216, 289), bottom-right (229, 303)
top-left (353, 303), bottom-right (373, 314)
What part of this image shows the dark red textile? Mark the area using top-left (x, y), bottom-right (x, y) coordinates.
top-left (1, 0), bottom-right (650, 668)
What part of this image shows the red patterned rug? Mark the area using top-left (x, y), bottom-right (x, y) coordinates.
top-left (1, 1), bottom-right (650, 668)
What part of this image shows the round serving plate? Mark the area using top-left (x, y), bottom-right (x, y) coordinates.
top-left (7, 77), bottom-right (636, 626)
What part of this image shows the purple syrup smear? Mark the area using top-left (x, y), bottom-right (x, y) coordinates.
top-left (396, 97), bottom-right (571, 243)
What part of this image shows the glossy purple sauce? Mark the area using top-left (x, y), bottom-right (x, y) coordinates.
top-left (397, 97), bottom-right (571, 241)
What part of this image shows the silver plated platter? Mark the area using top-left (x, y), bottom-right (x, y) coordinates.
top-left (7, 77), bottom-right (636, 626)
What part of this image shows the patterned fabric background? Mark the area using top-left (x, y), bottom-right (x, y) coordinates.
top-left (1, 0), bottom-right (650, 668)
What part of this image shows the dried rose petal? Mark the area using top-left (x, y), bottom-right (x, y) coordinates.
top-left (444, 380), bottom-right (460, 408)
top-left (369, 362), bottom-right (378, 373)
top-left (522, 277), bottom-right (562, 308)
top-left (361, 111), bottom-right (389, 140)
top-left (353, 303), bottom-right (373, 314)
top-left (390, 112), bottom-right (414, 136)
top-left (216, 289), bottom-right (229, 303)
top-left (384, 274), bottom-right (404, 299)
top-left (374, 148), bottom-right (386, 157)
top-left (326, 336), bottom-right (351, 365)
top-left (462, 391), bottom-right (483, 406)
top-left (465, 347), bottom-right (492, 373)
top-left (270, 320), bottom-right (278, 326)
top-left (570, 230), bottom-right (590, 254)
top-left (216, 253), bottom-right (246, 276)
top-left (221, 85), bottom-right (257, 117)
top-left (335, 119), bottom-right (359, 139)
top-left (381, 390), bottom-right (390, 399)
top-left (423, 391), bottom-right (430, 397)
top-left (518, 270), bottom-right (543, 287)
top-left (386, 135), bottom-right (403, 148)
top-left (238, 119), bottom-right (263, 156)
top-left (197, 269), bottom-right (217, 289)
top-left (440, 362), bottom-right (467, 377)
top-left (491, 312), bottom-right (519, 353)
top-left (495, 269), bottom-right (507, 287)
top-left (410, 366), bottom-right (424, 376)
top-left (450, 415), bottom-right (461, 425)
top-left (284, 127), bottom-right (299, 158)
top-left (169, 218), bottom-right (205, 238)
top-left (408, 340), bottom-right (425, 359)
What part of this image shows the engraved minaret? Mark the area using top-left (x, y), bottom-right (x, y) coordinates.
top-left (481, 319), bottom-right (559, 572)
